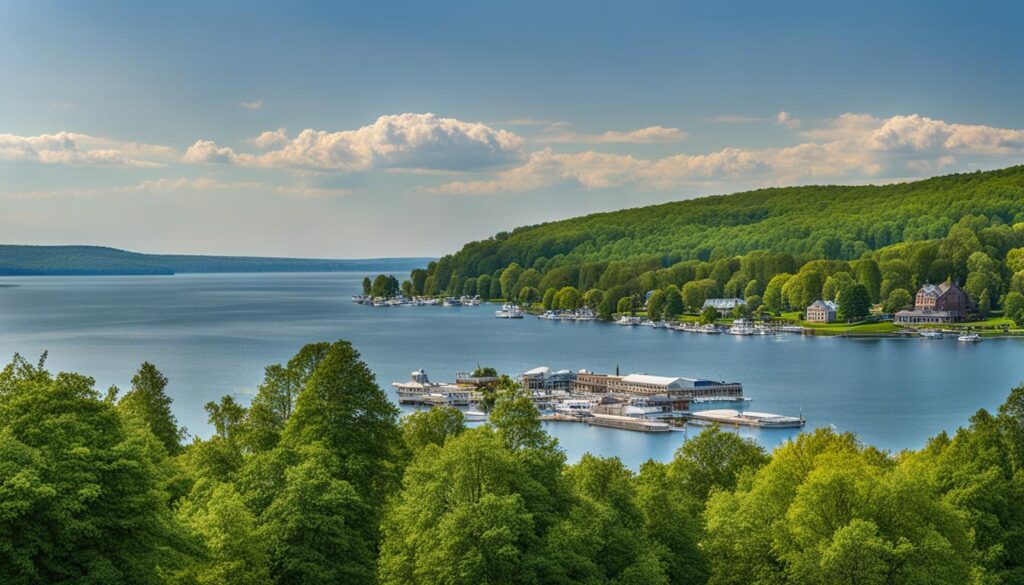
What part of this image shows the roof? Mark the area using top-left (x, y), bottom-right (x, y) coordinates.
top-left (808, 300), bottom-right (837, 311)
top-left (621, 374), bottom-right (684, 387)
top-left (702, 298), bottom-right (744, 309)
top-left (523, 366), bottom-right (550, 376)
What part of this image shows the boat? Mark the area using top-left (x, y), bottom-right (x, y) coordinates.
top-left (554, 399), bottom-right (596, 416)
top-left (392, 369), bottom-right (471, 405)
top-left (616, 315), bottom-right (642, 326)
top-left (958, 332), bottom-right (981, 342)
top-left (728, 319), bottom-right (755, 335)
top-left (495, 304), bottom-right (524, 319)
top-left (700, 324), bottom-right (722, 334)
top-left (779, 325), bottom-right (806, 333)
top-left (919, 329), bottom-right (943, 339)
top-left (574, 307), bottom-right (597, 321)
top-left (442, 297), bottom-right (462, 307)
top-left (462, 410), bottom-right (488, 422)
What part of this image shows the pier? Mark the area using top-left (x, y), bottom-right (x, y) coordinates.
top-left (686, 409), bottom-right (805, 428)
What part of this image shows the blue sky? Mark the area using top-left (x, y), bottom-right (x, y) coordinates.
top-left (2, 0), bottom-right (1023, 257)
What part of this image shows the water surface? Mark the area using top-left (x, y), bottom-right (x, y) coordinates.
top-left (2, 272), bottom-right (1022, 468)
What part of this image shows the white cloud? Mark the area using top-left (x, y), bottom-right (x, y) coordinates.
top-left (775, 111), bottom-right (801, 129)
top-left (250, 128), bottom-right (288, 149)
top-left (185, 113), bottom-right (525, 172)
top-left (540, 125), bottom-right (687, 144)
top-left (240, 99), bottom-right (263, 110)
top-left (0, 132), bottom-right (174, 166)
top-left (431, 113), bottom-right (1024, 194)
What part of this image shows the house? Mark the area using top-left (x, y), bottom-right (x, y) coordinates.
top-left (894, 280), bottom-right (971, 324)
top-left (521, 366), bottom-right (576, 393)
top-left (702, 298), bottom-right (745, 311)
top-left (806, 300), bottom-right (837, 323)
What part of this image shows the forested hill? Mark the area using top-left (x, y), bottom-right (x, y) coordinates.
top-left (0, 245), bottom-right (432, 276)
top-left (433, 166), bottom-right (1024, 280)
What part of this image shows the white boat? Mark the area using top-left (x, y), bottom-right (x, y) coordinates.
top-left (919, 329), bottom-right (943, 339)
top-left (701, 324), bottom-right (722, 334)
top-left (574, 307), bottom-right (597, 321)
top-left (958, 332), bottom-right (981, 342)
top-left (779, 325), bottom-right (806, 333)
top-left (616, 315), bottom-right (642, 326)
top-left (728, 319), bottom-right (755, 335)
top-left (463, 410), bottom-right (488, 422)
top-left (554, 399), bottom-right (595, 416)
top-left (495, 304), bottom-right (524, 319)
top-left (442, 297), bottom-right (462, 307)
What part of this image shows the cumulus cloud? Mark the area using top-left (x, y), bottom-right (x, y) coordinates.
top-left (240, 99), bottom-right (263, 110)
top-left (250, 128), bottom-right (288, 149)
top-left (184, 113), bottom-right (525, 172)
top-left (0, 132), bottom-right (174, 166)
top-left (431, 113), bottom-right (1024, 194)
top-left (540, 125), bottom-right (687, 144)
top-left (775, 111), bottom-right (801, 129)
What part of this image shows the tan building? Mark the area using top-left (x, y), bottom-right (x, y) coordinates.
top-left (806, 300), bottom-right (837, 323)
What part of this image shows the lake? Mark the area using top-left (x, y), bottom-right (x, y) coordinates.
top-left (2, 272), bottom-right (1023, 469)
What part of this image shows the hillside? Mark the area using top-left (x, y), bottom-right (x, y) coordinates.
top-left (0, 245), bottom-right (431, 276)
top-left (392, 166), bottom-right (1024, 322)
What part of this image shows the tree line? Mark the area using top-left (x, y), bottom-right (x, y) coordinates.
top-left (372, 166), bottom-right (1024, 324)
top-left (3, 342), bottom-right (1024, 584)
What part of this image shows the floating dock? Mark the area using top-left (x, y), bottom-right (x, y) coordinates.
top-left (585, 413), bottom-right (672, 432)
top-left (686, 409), bottom-right (805, 428)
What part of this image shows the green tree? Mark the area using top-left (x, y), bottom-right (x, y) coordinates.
top-left (401, 406), bottom-right (465, 453)
top-left (838, 282), bottom-right (871, 321)
top-left (1004, 291), bottom-right (1024, 326)
top-left (978, 288), bottom-right (992, 318)
top-left (666, 425), bottom-right (768, 504)
top-left (555, 286), bottom-right (581, 311)
top-left (763, 273), bottom-right (792, 313)
top-left (176, 481), bottom-right (272, 585)
top-left (117, 361), bottom-right (185, 455)
top-left (542, 287), bottom-right (557, 310)
top-left (0, 355), bottom-right (190, 584)
top-left (682, 281), bottom-right (707, 312)
top-left (647, 290), bottom-right (667, 321)
top-left (261, 444), bottom-right (375, 585)
top-left (362, 277), bottom-right (371, 295)
top-left (583, 288), bottom-right (605, 310)
top-left (699, 305), bottom-right (719, 325)
top-left (617, 296), bottom-right (634, 315)
top-left (499, 263), bottom-right (523, 300)
top-left (664, 285), bottom-right (684, 318)
top-left (401, 280), bottom-right (413, 297)
top-left (518, 286), bottom-right (540, 305)
top-left (476, 274), bottom-right (493, 301)
top-left (883, 288), bottom-right (913, 314)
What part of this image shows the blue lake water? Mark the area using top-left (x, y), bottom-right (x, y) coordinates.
top-left (2, 272), bottom-right (1023, 469)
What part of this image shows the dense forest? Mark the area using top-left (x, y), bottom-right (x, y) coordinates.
top-left (382, 166), bottom-right (1024, 324)
top-left (0, 245), bottom-right (431, 276)
top-left (2, 342), bottom-right (1024, 585)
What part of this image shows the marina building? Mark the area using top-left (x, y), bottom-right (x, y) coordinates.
top-left (522, 366), bottom-right (576, 393)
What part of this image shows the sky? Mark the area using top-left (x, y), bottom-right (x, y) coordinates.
top-left (2, 0), bottom-right (1023, 259)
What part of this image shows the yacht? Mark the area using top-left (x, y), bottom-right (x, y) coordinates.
top-left (495, 304), bottom-right (524, 319)
top-left (701, 324), bottom-right (723, 334)
top-left (442, 297), bottom-right (462, 307)
top-left (728, 319), bottom-right (755, 335)
top-left (919, 329), bottom-right (943, 339)
top-left (958, 332), bottom-right (981, 342)
top-left (616, 315), bottom-right (642, 326)
top-left (554, 399), bottom-right (595, 416)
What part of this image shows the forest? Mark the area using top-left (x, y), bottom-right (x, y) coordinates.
top-left (2, 342), bottom-right (1023, 585)
top-left (379, 166), bottom-right (1024, 324)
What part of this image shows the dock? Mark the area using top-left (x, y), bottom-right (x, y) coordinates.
top-left (586, 413), bottom-right (672, 432)
top-left (686, 409), bottom-right (805, 428)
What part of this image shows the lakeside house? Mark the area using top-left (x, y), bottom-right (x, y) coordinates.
top-left (702, 298), bottom-right (745, 311)
top-left (805, 299), bottom-right (837, 323)
top-left (894, 280), bottom-right (971, 324)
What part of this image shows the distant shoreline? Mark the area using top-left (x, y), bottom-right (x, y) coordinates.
top-left (0, 244), bottom-right (433, 277)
